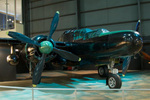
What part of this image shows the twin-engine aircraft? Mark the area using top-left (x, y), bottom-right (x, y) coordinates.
top-left (3, 11), bottom-right (150, 89)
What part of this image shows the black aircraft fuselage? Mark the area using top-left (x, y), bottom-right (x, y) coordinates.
top-left (53, 28), bottom-right (143, 66)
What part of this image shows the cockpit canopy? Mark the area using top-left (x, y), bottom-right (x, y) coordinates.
top-left (58, 28), bottom-right (110, 42)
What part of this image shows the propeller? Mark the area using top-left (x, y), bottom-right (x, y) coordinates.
top-left (53, 47), bottom-right (81, 62)
top-left (135, 20), bottom-right (140, 31)
top-left (140, 51), bottom-right (150, 61)
top-left (7, 11), bottom-right (81, 87)
top-left (140, 40), bottom-right (150, 60)
top-left (7, 31), bottom-right (41, 47)
top-left (122, 20), bottom-right (141, 76)
top-left (32, 54), bottom-right (46, 86)
top-left (122, 57), bottom-right (131, 76)
top-left (122, 20), bottom-right (150, 76)
top-left (135, 20), bottom-right (150, 61)
top-left (48, 11), bottom-right (60, 40)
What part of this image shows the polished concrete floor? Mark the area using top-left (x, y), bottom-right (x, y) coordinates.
top-left (0, 70), bottom-right (150, 100)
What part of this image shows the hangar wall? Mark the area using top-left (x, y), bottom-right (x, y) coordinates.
top-left (26, 0), bottom-right (150, 70)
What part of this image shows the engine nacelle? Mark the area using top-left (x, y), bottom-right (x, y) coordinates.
top-left (7, 54), bottom-right (19, 66)
top-left (25, 35), bottom-right (56, 63)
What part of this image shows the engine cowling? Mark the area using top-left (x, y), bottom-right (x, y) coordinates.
top-left (7, 54), bottom-right (19, 66)
top-left (25, 35), bottom-right (56, 63)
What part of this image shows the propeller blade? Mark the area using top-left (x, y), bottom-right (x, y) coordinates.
top-left (7, 31), bottom-right (41, 47)
top-left (48, 11), bottom-right (60, 40)
top-left (32, 54), bottom-right (47, 87)
top-left (53, 47), bottom-right (81, 62)
top-left (140, 51), bottom-right (150, 61)
top-left (122, 56), bottom-right (131, 76)
top-left (135, 20), bottom-right (140, 31)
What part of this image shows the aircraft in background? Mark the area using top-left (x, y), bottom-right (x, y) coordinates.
top-left (4, 11), bottom-right (150, 89)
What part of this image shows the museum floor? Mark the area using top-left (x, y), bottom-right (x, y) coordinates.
top-left (0, 70), bottom-right (150, 100)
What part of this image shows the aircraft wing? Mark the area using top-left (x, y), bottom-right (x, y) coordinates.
top-left (0, 38), bottom-right (24, 44)
top-left (143, 40), bottom-right (150, 46)
top-left (139, 40), bottom-right (150, 61)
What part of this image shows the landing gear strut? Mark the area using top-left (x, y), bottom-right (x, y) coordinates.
top-left (98, 59), bottom-right (122, 89)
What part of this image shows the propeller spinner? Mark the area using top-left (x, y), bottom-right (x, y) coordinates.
top-left (39, 41), bottom-right (53, 54)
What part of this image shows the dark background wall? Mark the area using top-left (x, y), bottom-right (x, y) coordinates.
top-left (23, 0), bottom-right (150, 70)
top-left (0, 45), bottom-right (16, 80)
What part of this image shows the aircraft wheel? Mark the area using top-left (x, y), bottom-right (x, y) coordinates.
top-left (98, 66), bottom-right (108, 77)
top-left (107, 73), bottom-right (122, 89)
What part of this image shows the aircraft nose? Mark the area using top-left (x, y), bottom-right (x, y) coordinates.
top-left (125, 31), bottom-right (143, 54)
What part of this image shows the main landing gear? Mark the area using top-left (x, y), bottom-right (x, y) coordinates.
top-left (98, 65), bottom-right (108, 77)
top-left (98, 63), bottom-right (122, 89)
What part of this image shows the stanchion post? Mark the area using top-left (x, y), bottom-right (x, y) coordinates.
top-left (75, 89), bottom-right (77, 100)
top-left (122, 90), bottom-right (124, 100)
top-left (32, 87), bottom-right (34, 100)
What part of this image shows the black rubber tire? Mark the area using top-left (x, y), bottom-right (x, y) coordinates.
top-left (107, 73), bottom-right (122, 89)
top-left (98, 65), bottom-right (109, 77)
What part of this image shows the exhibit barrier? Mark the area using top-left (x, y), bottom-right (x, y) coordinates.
top-left (0, 85), bottom-right (149, 100)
